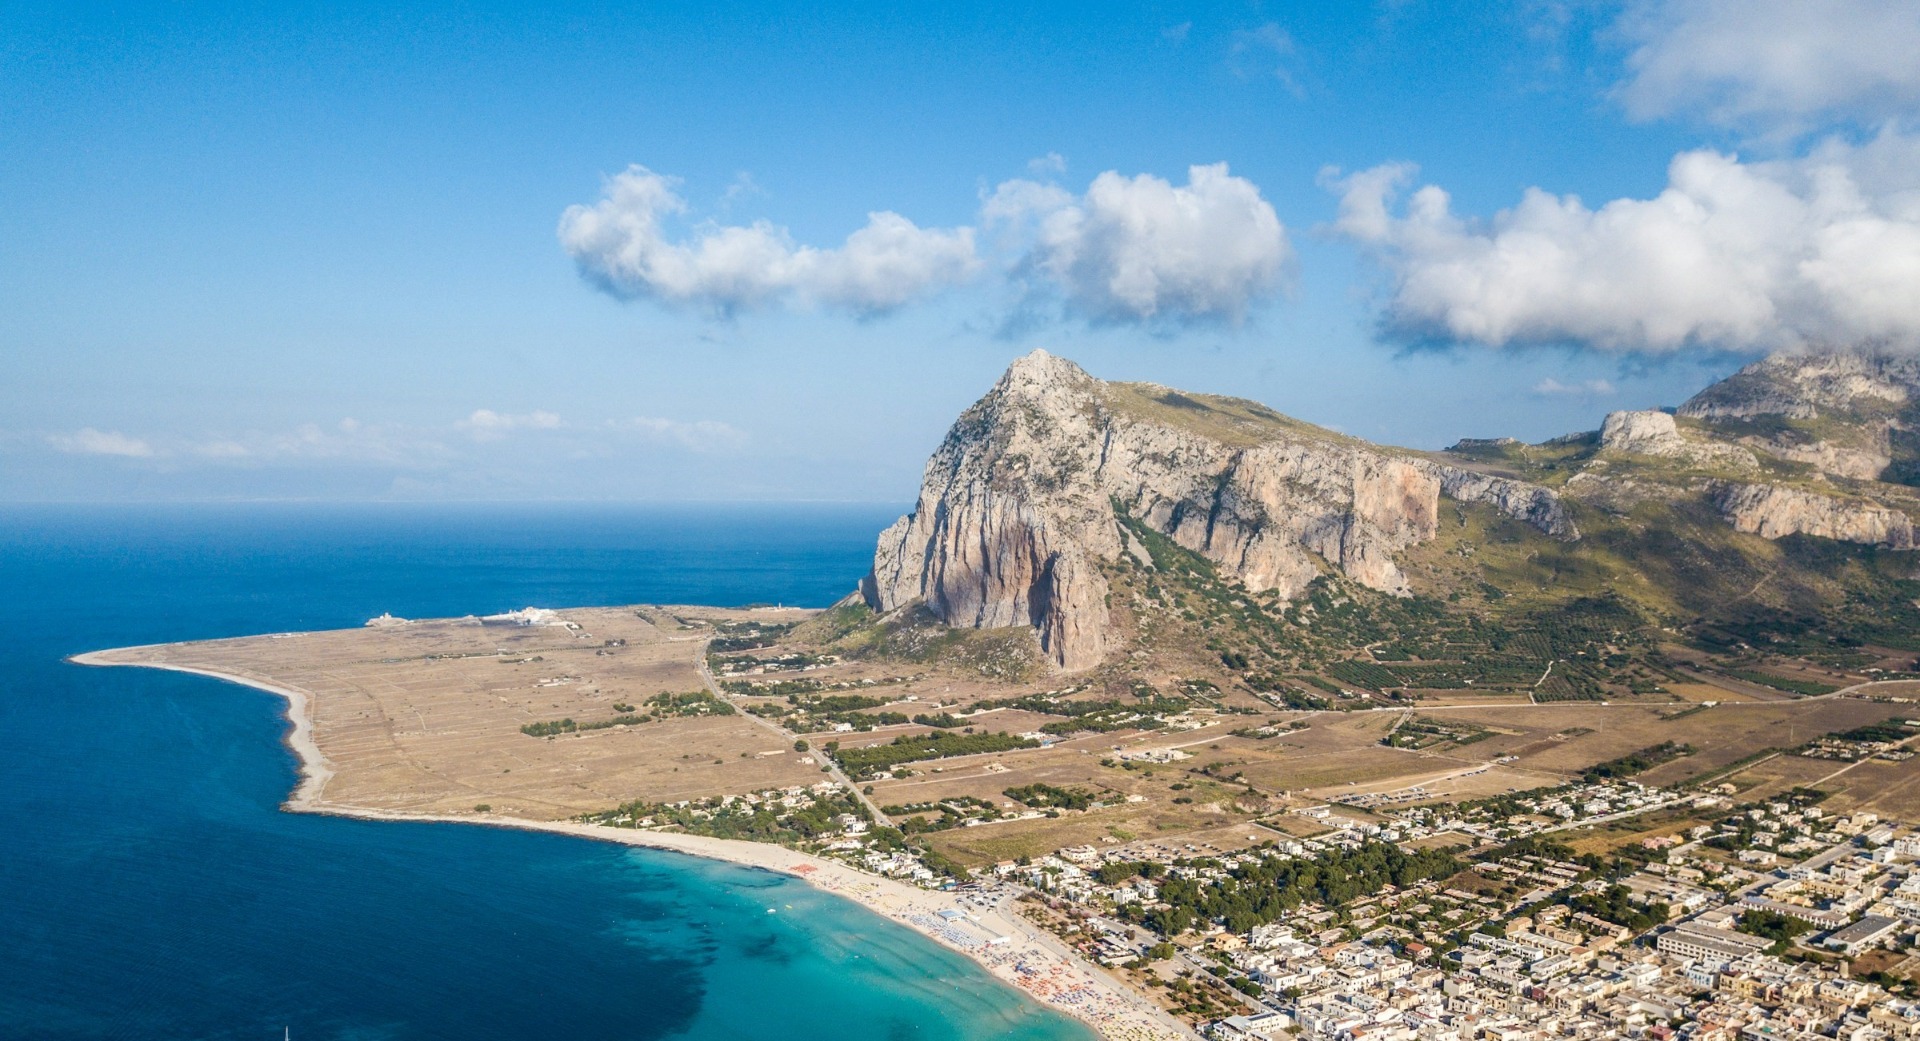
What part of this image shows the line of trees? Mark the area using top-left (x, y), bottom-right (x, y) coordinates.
top-left (829, 731), bottom-right (1039, 778)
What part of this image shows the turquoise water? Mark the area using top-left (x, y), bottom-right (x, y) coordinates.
top-left (0, 504), bottom-right (1096, 1041)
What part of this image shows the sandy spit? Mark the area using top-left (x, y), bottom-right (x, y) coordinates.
top-left (70, 651), bottom-right (1195, 1041)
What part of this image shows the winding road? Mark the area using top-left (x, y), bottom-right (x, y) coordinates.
top-left (696, 645), bottom-right (894, 827)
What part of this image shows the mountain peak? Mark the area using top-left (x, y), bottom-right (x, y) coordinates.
top-left (866, 353), bottom-right (1573, 670)
top-left (996, 348), bottom-right (1095, 394)
top-left (1680, 347), bottom-right (1920, 422)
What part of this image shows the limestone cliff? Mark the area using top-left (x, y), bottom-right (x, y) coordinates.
top-left (1675, 351), bottom-right (1920, 481)
top-left (1708, 482), bottom-right (1917, 549)
top-left (1598, 410), bottom-right (1756, 470)
top-left (1557, 350), bottom-right (1920, 553)
top-left (864, 351), bottom-right (1575, 670)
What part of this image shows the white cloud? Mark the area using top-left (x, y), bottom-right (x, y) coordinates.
top-left (48, 428), bottom-right (154, 457)
top-left (1614, 0), bottom-right (1920, 128)
top-left (1326, 129), bottom-right (1920, 352)
top-left (1026, 152), bottom-right (1068, 176)
top-left (1229, 22), bottom-right (1302, 93)
top-left (613, 416), bottom-right (748, 453)
top-left (1531, 377), bottom-right (1617, 397)
top-left (558, 165), bottom-right (977, 315)
top-left (459, 409), bottom-right (562, 440)
top-left (30, 409), bottom-right (745, 481)
top-left (992, 163), bottom-right (1292, 325)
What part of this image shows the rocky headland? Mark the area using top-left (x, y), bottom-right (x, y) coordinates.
top-left (864, 349), bottom-right (1920, 671)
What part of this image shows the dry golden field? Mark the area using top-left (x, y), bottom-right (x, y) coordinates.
top-left (88, 605), bottom-right (826, 818)
top-left (84, 599), bottom-right (1920, 867)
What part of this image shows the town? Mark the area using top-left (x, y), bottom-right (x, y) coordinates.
top-left (606, 770), bottom-right (1920, 1041)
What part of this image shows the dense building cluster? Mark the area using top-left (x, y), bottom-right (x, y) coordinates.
top-left (583, 758), bottom-right (1920, 1041)
top-left (981, 789), bottom-right (1920, 1041)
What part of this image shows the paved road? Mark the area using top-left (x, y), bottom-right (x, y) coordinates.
top-left (1805, 730), bottom-right (1920, 788)
top-left (695, 646), bottom-right (894, 827)
top-left (1536, 794), bottom-right (1690, 834)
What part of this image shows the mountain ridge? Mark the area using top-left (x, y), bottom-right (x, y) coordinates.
top-left (864, 350), bottom-right (1582, 668)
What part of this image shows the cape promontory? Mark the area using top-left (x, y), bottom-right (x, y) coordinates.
top-left (864, 349), bottom-right (1920, 672)
top-left (862, 351), bottom-right (1575, 669)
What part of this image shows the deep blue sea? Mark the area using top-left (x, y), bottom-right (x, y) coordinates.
top-left (0, 504), bottom-right (1095, 1041)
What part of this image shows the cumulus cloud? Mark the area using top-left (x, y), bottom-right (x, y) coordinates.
top-left (48, 428), bottom-right (155, 457)
top-left (1325, 129), bottom-right (1920, 352)
top-left (1531, 377), bottom-right (1617, 397)
top-left (990, 163), bottom-right (1292, 325)
top-left (558, 166), bottom-right (977, 315)
top-left (1614, 0), bottom-right (1920, 128)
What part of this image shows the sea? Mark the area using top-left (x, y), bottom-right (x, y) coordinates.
top-left (0, 503), bottom-right (1097, 1041)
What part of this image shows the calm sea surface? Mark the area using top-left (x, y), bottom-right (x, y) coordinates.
top-left (0, 504), bottom-right (1095, 1041)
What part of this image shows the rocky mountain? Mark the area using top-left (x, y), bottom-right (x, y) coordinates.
top-left (1674, 351), bottom-right (1920, 482)
top-left (862, 351), bottom-right (1574, 669)
top-left (1580, 352), bottom-right (1920, 547)
top-left (861, 348), bottom-right (1920, 673)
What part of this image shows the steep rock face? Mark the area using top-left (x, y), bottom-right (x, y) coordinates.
top-left (1600, 410), bottom-right (1686, 454)
top-left (1598, 409), bottom-right (1756, 469)
top-left (1679, 351), bottom-right (1920, 421)
top-left (1562, 351), bottom-right (1920, 550)
top-left (1419, 464), bottom-right (1577, 538)
top-left (1676, 351), bottom-right (1920, 481)
top-left (1709, 482), bottom-right (1916, 549)
top-left (866, 351), bottom-right (1576, 670)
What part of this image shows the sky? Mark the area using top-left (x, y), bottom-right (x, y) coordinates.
top-left (5, 1), bottom-right (1919, 502)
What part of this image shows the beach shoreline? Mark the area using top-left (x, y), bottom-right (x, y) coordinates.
top-left (71, 650), bottom-right (1195, 1041)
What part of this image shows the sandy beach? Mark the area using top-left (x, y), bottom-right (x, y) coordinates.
top-left (73, 650), bottom-right (1195, 1041)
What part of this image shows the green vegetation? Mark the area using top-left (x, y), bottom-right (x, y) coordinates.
top-left (1003, 783), bottom-right (1097, 811)
top-left (1738, 909), bottom-right (1815, 954)
top-left (880, 795), bottom-right (1003, 833)
top-left (829, 731), bottom-right (1040, 779)
top-left (1582, 741), bottom-right (1692, 782)
top-left (1038, 700), bottom-right (1188, 735)
top-left (580, 788), bottom-right (868, 845)
top-left (1112, 505), bottom-right (1657, 707)
top-left (709, 650), bottom-right (835, 674)
top-left (722, 677), bottom-right (825, 697)
top-left (520, 690), bottom-right (733, 736)
top-left (643, 690), bottom-right (735, 717)
top-left (1327, 658), bottom-right (1400, 691)
top-left (1449, 785), bottom-right (1577, 823)
top-left (1831, 721), bottom-right (1914, 743)
top-left (1722, 669), bottom-right (1841, 697)
top-left (522, 717), bottom-right (591, 737)
top-left (1112, 840), bottom-right (1461, 936)
top-left (803, 694), bottom-right (891, 712)
top-left (707, 620), bottom-right (797, 652)
top-left (976, 690), bottom-right (1192, 735)
top-left (1567, 884), bottom-right (1668, 931)
top-left (1385, 716), bottom-right (1490, 750)
top-left (808, 603), bottom-right (1042, 681)
top-left (742, 691), bottom-right (920, 732)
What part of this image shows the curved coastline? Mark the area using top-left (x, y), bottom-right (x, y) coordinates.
top-left (70, 650), bottom-right (1193, 1041)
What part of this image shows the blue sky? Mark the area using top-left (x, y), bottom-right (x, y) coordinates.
top-left (5, 1), bottom-right (1917, 501)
